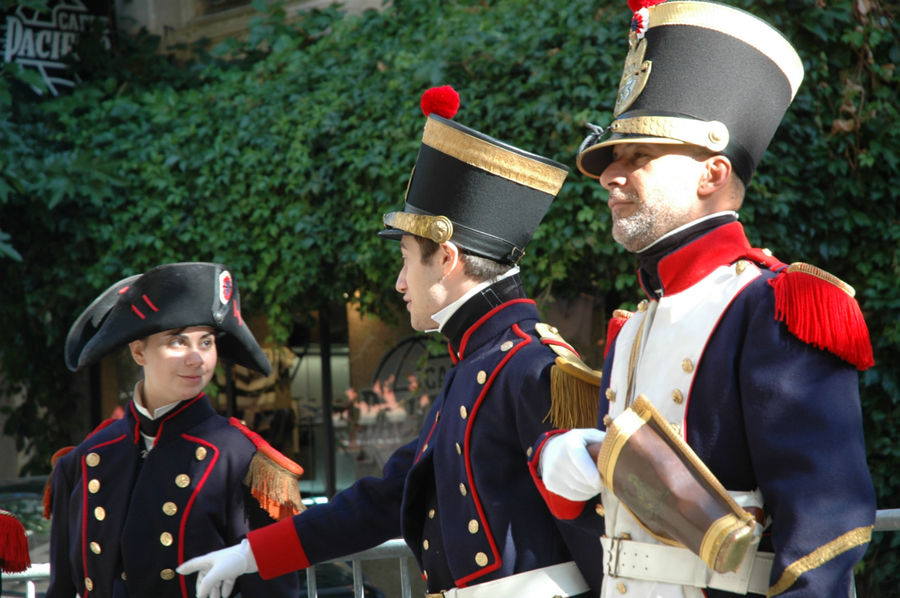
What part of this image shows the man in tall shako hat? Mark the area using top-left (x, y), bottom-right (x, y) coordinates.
top-left (533, 1), bottom-right (876, 597)
top-left (46, 262), bottom-right (304, 598)
top-left (178, 86), bottom-right (605, 597)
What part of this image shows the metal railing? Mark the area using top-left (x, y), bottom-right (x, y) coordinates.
top-left (4, 509), bottom-right (899, 598)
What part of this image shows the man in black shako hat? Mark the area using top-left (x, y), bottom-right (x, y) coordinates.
top-left (532, 1), bottom-right (876, 597)
top-left (46, 262), bottom-right (303, 598)
top-left (179, 86), bottom-right (604, 598)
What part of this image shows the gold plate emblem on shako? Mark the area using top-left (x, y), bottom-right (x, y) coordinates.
top-left (614, 37), bottom-right (652, 117)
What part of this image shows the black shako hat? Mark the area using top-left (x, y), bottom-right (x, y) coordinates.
top-left (577, 0), bottom-right (804, 186)
top-left (380, 85), bottom-right (569, 265)
top-left (65, 262), bottom-right (271, 375)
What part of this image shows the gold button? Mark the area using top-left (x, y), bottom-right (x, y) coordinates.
top-left (595, 503), bottom-right (605, 517)
top-left (475, 552), bottom-right (488, 567)
top-left (88, 479), bottom-right (100, 494)
top-left (605, 388), bottom-right (616, 402)
top-left (459, 406), bottom-right (468, 419)
top-left (762, 248), bottom-right (773, 256)
top-left (121, 572), bottom-right (127, 580)
top-left (195, 446), bottom-right (208, 461)
top-left (735, 260), bottom-right (748, 274)
top-left (468, 519), bottom-right (479, 534)
top-left (423, 539), bottom-right (430, 550)
top-left (620, 532), bottom-right (632, 540)
top-left (459, 483), bottom-right (467, 497)
top-left (163, 502), bottom-right (178, 516)
top-left (94, 506), bottom-right (106, 521)
top-left (617, 581), bottom-right (627, 594)
top-left (549, 326), bottom-right (558, 335)
top-left (85, 577), bottom-right (94, 591)
top-left (526, 447), bottom-right (533, 458)
top-left (160, 568), bottom-right (175, 581)
top-left (455, 442), bottom-right (462, 455)
top-left (90, 541), bottom-right (102, 554)
top-left (672, 389), bottom-right (684, 404)
top-left (681, 358), bottom-right (694, 373)
top-left (476, 370), bottom-right (487, 384)
top-left (428, 508), bottom-right (436, 519)
top-left (500, 341), bottom-right (514, 352)
top-left (637, 300), bottom-right (648, 312)
top-left (86, 453), bottom-right (100, 467)
top-left (160, 532), bottom-right (173, 547)
top-left (175, 474), bottom-right (191, 488)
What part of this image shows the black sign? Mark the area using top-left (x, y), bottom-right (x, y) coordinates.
top-left (2, 0), bottom-right (112, 95)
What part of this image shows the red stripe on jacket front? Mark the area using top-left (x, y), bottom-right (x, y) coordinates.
top-left (177, 434), bottom-right (219, 598)
top-left (455, 323), bottom-right (530, 588)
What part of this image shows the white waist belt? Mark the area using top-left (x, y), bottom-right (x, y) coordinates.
top-left (600, 536), bottom-right (774, 594)
top-left (428, 561), bottom-right (588, 598)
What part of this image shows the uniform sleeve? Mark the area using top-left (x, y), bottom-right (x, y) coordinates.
top-left (46, 452), bottom-right (78, 598)
top-left (693, 282), bottom-right (876, 597)
top-left (248, 439), bottom-right (416, 580)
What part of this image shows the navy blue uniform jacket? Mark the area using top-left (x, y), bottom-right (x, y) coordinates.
top-left (247, 289), bottom-right (601, 593)
top-left (47, 394), bottom-right (299, 598)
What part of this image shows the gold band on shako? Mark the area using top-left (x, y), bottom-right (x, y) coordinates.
top-left (650, 1), bottom-right (803, 98)
top-left (382, 212), bottom-right (454, 244)
top-left (422, 118), bottom-right (568, 197)
top-left (610, 116), bottom-right (730, 153)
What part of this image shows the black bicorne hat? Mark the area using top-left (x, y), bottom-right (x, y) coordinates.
top-left (380, 86), bottom-right (569, 265)
top-left (65, 262), bottom-right (271, 375)
top-left (577, 0), bottom-right (804, 186)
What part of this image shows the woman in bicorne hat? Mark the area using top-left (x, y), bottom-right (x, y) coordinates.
top-left (46, 262), bottom-right (303, 598)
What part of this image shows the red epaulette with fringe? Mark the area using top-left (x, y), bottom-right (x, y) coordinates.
top-left (604, 309), bottom-right (634, 359)
top-left (0, 509), bottom-right (31, 573)
top-left (229, 418), bottom-right (305, 520)
top-left (769, 262), bottom-right (874, 370)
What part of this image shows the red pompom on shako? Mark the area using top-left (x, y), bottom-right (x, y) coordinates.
top-left (420, 85), bottom-right (460, 119)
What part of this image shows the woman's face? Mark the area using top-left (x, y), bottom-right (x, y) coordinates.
top-left (129, 326), bottom-right (217, 407)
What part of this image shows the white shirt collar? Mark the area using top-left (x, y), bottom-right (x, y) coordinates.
top-left (427, 266), bottom-right (521, 334)
top-left (132, 381), bottom-right (182, 420)
top-left (637, 211), bottom-right (739, 253)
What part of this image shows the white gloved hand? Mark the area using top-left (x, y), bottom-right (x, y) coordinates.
top-left (177, 538), bottom-right (259, 598)
top-left (539, 428), bottom-right (607, 501)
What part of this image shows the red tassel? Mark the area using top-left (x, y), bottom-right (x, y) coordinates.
top-left (771, 263), bottom-right (874, 371)
top-left (604, 309), bottom-right (632, 359)
top-left (0, 510), bottom-right (31, 573)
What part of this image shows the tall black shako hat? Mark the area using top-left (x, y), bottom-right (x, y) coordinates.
top-left (379, 86), bottom-right (569, 265)
top-left (577, 0), bottom-right (804, 186)
top-left (65, 262), bottom-right (271, 375)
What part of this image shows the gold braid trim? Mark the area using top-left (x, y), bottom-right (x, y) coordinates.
top-left (786, 262), bottom-right (856, 297)
top-left (767, 525), bottom-right (873, 597)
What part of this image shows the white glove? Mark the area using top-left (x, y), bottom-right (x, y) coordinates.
top-left (539, 428), bottom-right (607, 501)
top-left (177, 538), bottom-right (259, 598)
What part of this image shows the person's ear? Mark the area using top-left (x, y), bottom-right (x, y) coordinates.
top-left (698, 155), bottom-right (732, 198)
top-left (438, 241), bottom-right (462, 277)
top-left (129, 339), bottom-right (146, 366)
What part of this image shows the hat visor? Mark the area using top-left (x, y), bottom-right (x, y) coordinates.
top-left (377, 226), bottom-right (406, 241)
top-left (576, 135), bottom-right (688, 179)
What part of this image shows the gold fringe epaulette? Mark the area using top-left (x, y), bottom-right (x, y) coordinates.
top-left (229, 418), bottom-right (305, 520)
top-left (535, 323), bottom-right (602, 429)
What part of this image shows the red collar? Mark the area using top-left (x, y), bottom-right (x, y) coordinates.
top-left (650, 222), bottom-right (783, 297)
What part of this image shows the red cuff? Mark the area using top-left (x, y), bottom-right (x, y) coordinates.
top-left (528, 431), bottom-right (588, 520)
top-left (247, 516), bottom-right (309, 580)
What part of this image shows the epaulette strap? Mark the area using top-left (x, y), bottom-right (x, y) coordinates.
top-left (605, 309), bottom-right (633, 358)
top-left (229, 418), bottom-right (305, 520)
top-left (771, 262), bottom-right (874, 371)
top-left (43, 446), bottom-right (75, 519)
top-left (535, 323), bottom-right (602, 429)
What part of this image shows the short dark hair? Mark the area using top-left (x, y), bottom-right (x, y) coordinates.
top-left (413, 236), bottom-right (511, 283)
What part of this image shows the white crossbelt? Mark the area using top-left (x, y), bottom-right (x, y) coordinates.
top-left (427, 561), bottom-right (588, 598)
top-left (600, 536), bottom-right (774, 594)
